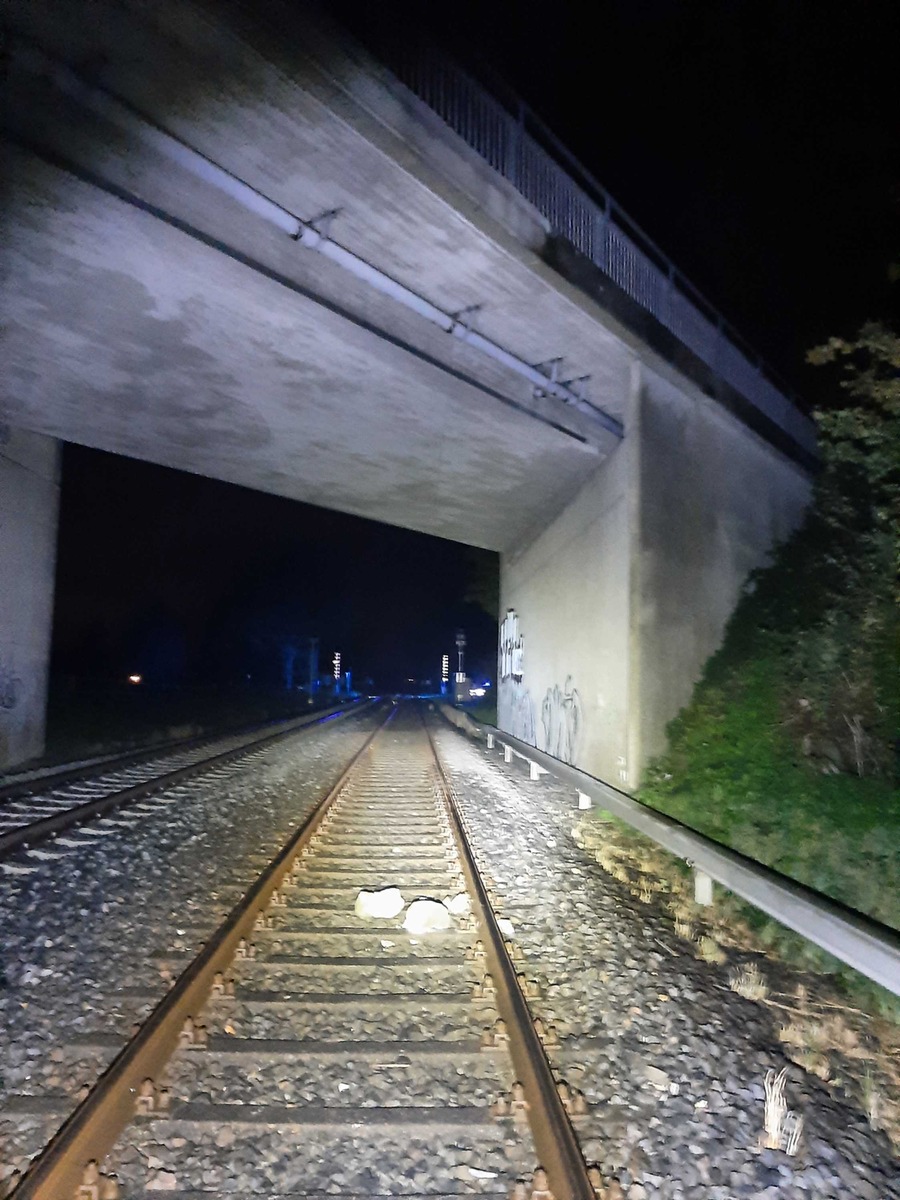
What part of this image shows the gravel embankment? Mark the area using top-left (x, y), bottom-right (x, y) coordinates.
top-left (430, 718), bottom-right (899, 1200)
top-left (0, 706), bottom-right (381, 1185)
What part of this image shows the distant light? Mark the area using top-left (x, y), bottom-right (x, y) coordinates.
top-left (470, 686), bottom-right (486, 698)
top-left (127, 674), bottom-right (142, 685)
top-left (441, 654), bottom-right (449, 683)
top-left (333, 651), bottom-right (341, 680)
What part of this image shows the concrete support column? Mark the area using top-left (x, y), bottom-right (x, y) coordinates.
top-left (0, 426), bottom-right (61, 769)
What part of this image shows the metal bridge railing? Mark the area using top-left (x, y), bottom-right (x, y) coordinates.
top-left (386, 43), bottom-right (815, 455)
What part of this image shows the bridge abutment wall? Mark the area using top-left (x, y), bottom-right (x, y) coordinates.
top-left (0, 427), bottom-right (61, 769)
top-left (499, 364), bottom-right (812, 787)
top-left (631, 366), bottom-right (812, 773)
top-left (499, 368), bottom-right (640, 787)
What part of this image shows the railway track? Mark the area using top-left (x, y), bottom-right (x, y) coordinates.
top-left (0, 702), bottom-right (364, 863)
top-left (8, 705), bottom-right (597, 1200)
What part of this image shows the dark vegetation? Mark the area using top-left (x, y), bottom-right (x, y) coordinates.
top-left (465, 700), bottom-right (499, 727)
top-left (640, 319), bottom-right (900, 946)
top-left (41, 681), bottom-right (349, 766)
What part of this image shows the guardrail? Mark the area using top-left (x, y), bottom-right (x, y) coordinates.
top-left (381, 41), bottom-right (815, 456)
top-left (454, 717), bottom-right (900, 998)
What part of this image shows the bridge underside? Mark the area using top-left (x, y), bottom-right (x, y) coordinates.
top-left (2, 0), bottom-right (632, 553)
top-left (0, 0), bottom-right (811, 773)
top-left (3, 147), bottom-right (606, 554)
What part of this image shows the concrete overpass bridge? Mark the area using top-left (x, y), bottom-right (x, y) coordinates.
top-left (0, 0), bottom-right (813, 778)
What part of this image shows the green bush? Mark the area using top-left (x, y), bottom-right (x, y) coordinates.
top-left (640, 319), bottom-right (900, 932)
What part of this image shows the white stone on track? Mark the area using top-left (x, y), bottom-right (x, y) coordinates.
top-left (403, 897), bottom-right (453, 933)
top-left (353, 886), bottom-right (405, 918)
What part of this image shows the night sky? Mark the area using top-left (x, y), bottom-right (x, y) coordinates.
top-left (50, 1), bottom-right (899, 696)
top-left (381, 0), bottom-right (899, 387)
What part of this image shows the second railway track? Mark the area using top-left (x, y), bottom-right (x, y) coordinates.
top-left (0, 703), bottom-right (364, 863)
top-left (9, 705), bottom-right (596, 1200)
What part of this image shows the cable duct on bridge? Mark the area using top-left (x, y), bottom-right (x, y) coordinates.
top-left (296, 220), bottom-right (622, 436)
top-left (14, 39), bottom-right (623, 442)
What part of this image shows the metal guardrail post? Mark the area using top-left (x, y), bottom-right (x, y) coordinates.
top-left (694, 869), bottom-right (714, 906)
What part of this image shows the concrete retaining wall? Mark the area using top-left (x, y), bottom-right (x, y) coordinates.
top-left (632, 367), bottom-right (812, 769)
top-left (0, 427), bottom-right (61, 768)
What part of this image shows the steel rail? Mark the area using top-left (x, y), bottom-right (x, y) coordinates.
top-left (476, 722), bottom-right (900, 999)
top-left (15, 703), bottom-right (596, 1200)
top-left (425, 716), bottom-right (596, 1200)
top-left (10, 705), bottom-right (393, 1200)
top-left (1, 743), bottom-right (193, 804)
top-left (0, 701), bottom-right (369, 861)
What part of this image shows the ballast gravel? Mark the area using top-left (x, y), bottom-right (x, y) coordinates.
top-left (0, 707), bottom-right (380, 1186)
top-left (164, 1045), bottom-right (509, 1107)
top-left (429, 718), bottom-right (900, 1200)
top-left (0, 719), bottom-right (321, 839)
top-left (112, 1122), bottom-right (533, 1196)
top-left (5, 704), bottom-right (897, 1200)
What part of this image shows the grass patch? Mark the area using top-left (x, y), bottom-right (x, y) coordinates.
top-left (639, 652), bottom-right (900, 934)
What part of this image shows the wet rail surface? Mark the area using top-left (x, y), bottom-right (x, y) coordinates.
top-left (0, 704), bottom-right (362, 862)
top-left (7, 708), bottom-right (596, 1200)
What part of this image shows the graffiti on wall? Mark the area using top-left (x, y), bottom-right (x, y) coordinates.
top-left (499, 609), bottom-right (524, 681)
top-left (540, 676), bottom-right (582, 764)
top-left (498, 678), bottom-right (536, 745)
top-left (498, 609), bottom-right (533, 743)
top-left (0, 656), bottom-right (20, 711)
top-left (496, 609), bottom-right (582, 765)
